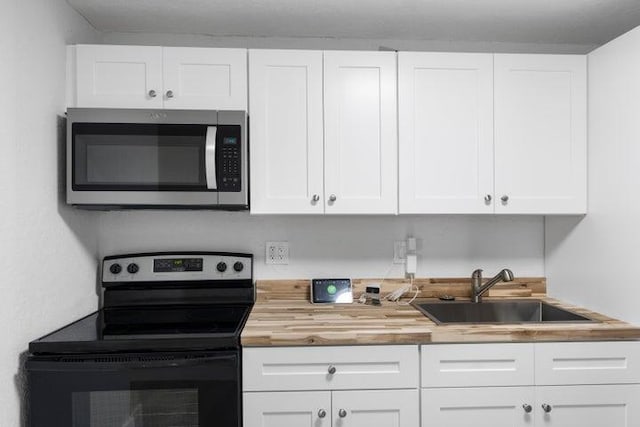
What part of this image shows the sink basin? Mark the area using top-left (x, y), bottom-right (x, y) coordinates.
top-left (411, 300), bottom-right (596, 325)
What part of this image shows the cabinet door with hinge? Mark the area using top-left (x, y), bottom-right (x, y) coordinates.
top-left (243, 391), bottom-right (331, 427)
top-left (163, 47), bottom-right (247, 110)
top-left (74, 45), bottom-right (163, 108)
top-left (323, 51), bottom-right (398, 214)
top-left (422, 387), bottom-right (535, 427)
top-left (398, 52), bottom-right (494, 214)
top-left (249, 49), bottom-right (325, 214)
top-left (333, 389), bottom-right (419, 427)
top-left (535, 385), bottom-right (640, 427)
top-left (494, 54), bottom-right (587, 214)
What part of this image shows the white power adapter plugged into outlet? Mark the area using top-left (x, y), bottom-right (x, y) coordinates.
top-left (265, 242), bottom-right (289, 265)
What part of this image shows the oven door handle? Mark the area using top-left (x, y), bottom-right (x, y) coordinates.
top-left (27, 352), bottom-right (237, 372)
top-left (205, 126), bottom-right (218, 190)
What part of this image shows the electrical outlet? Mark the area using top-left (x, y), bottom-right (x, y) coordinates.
top-left (266, 241), bottom-right (289, 265)
top-left (393, 241), bottom-right (407, 264)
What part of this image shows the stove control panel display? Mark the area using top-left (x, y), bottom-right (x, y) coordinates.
top-left (102, 253), bottom-right (252, 283)
top-left (154, 258), bottom-right (203, 273)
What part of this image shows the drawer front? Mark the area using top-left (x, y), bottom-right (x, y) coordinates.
top-left (422, 387), bottom-right (535, 426)
top-left (421, 343), bottom-right (535, 387)
top-left (243, 345), bottom-right (419, 391)
top-left (535, 341), bottom-right (640, 385)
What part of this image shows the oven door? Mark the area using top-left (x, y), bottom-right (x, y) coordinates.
top-left (27, 351), bottom-right (241, 427)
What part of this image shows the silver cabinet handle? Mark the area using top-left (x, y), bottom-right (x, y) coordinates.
top-left (312, 194), bottom-right (320, 203)
top-left (522, 404), bottom-right (532, 413)
top-left (166, 90), bottom-right (174, 99)
top-left (338, 409), bottom-right (347, 418)
top-left (328, 194), bottom-right (337, 202)
top-left (148, 90), bottom-right (157, 98)
top-left (318, 409), bottom-right (326, 418)
top-left (484, 194), bottom-right (492, 203)
top-left (327, 365), bottom-right (336, 375)
top-left (542, 404), bottom-right (552, 413)
top-left (501, 195), bottom-right (509, 203)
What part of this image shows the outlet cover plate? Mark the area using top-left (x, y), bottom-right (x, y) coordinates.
top-left (266, 241), bottom-right (289, 265)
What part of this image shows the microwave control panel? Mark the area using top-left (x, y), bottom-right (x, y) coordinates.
top-left (217, 126), bottom-right (242, 192)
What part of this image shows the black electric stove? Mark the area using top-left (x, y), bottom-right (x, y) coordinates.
top-left (26, 252), bottom-right (254, 427)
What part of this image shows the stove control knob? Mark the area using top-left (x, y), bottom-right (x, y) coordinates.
top-left (109, 263), bottom-right (122, 275)
top-left (216, 262), bottom-right (227, 272)
top-left (233, 261), bottom-right (244, 272)
top-left (127, 263), bottom-right (139, 274)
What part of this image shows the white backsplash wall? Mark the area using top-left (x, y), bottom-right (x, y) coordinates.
top-left (98, 212), bottom-right (544, 279)
top-left (0, 2), bottom-right (100, 426)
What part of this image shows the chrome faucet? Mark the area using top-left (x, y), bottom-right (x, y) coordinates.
top-left (471, 268), bottom-right (514, 303)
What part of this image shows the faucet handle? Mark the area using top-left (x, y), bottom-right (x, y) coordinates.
top-left (471, 268), bottom-right (483, 279)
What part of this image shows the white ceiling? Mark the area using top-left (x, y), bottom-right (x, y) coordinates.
top-left (67, 0), bottom-right (640, 48)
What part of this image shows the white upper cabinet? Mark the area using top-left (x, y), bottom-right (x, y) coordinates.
top-left (494, 54), bottom-right (587, 214)
top-left (71, 45), bottom-right (247, 110)
top-left (75, 45), bottom-right (163, 109)
top-left (398, 52), bottom-right (494, 214)
top-left (163, 47), bottom-right (247, 110)
top-left (323, 51), bottom-right (398, 214)
top-left (249, 50), bottom-right (324, 214)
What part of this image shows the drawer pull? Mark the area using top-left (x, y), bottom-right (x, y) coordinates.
top-left (542, 403), bottom-right (552, 413)
top-left (338, 409), bottom-right (347, 418)
top-left (328, 365), bottom-right (337, 375)
top-left (522, 404), bottom-right (532, 413)
top-left (318, 409), bottom-right (326, 418)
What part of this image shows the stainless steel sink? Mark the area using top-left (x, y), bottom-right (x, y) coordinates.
top-left (411, 300), bottom-right (596, 325)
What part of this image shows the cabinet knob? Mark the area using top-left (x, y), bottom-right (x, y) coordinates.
top-left (318, 409), bottom-right (326, 418)
top-left (148, 89), bottom-right (157, 98)
top-left (484, 194), bottom-right (492, 203)
top-left (338, 409), bottom-right (347, 418)
top-left (501, 195), bottom-right (509, 203)
top-left (166, 90), bottom-right (174, 99)
top-left (312, 194), bottom-right (320, 203)
top-left (327, 365), bottom-right (336, 375)
top-left (328, 194), bottom-right (337, 203)
top-left (542, 403), bottom-right (552, 413)
top-left (522, 404), bottom-right (532, 413)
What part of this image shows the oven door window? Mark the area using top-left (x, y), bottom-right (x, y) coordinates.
top-left (27, 352), bottom-right (239, 427)
top-left (72, 123), bottom-right (210, 191)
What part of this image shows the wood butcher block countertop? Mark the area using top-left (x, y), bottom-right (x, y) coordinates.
top-left (241, 278), bottom-right (640, 346)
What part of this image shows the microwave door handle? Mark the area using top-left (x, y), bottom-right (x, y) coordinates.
top-left (205, 126), bottom-right (217, 190)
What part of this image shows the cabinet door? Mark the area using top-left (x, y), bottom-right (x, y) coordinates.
top-left (422, 387), bottom-right (535, 427)
top-left (75, 45), bottom-right (163, 108)
top-left (398, 52), bottom-right (494, 214)
top-left (324, 51), bottom-right (398, 214)
top-left (494, 54), bottom-right (587, 214)
top-left (536, 385), bottom-right (640, 427)
top-left (163, 47), bottom-right (247, 110)
top-left (333, 389), bottom-right (418, 427)
top-left (249, 50), bottom-right (324, 214)
top-left (243, 391), bottom-right (331, 427)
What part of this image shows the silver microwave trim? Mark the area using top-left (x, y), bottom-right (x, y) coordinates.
top-left (66, 108), bottom-right (248, 209)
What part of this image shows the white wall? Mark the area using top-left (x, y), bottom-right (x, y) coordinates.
top-left (0, 1), bottom-right (99, 426)
top-left (546, 25), bottom-right (640, 324)
top-left (99, 212), bottom-right (544, 279)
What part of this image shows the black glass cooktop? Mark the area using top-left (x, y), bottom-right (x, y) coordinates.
top-left (29, 304), bottom-right (252, 354)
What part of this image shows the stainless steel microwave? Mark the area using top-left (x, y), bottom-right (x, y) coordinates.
top-left (66, 108), bottom-right (248, 209)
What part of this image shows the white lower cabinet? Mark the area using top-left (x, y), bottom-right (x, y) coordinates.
top-left (420, 342), bottom-right (640, 427)
top-left (243, 391), bottom-right (331, 427)
top-left (422, 385), bottom-right (639, 427)
top-left (422, 387), bottom-right (535, 426)
top-left (243, 345), bottom-right (419, 427)
top-left (244, 390), bottom-right (418, 427)
top-left (535, 385), bottom-right (640, 427)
